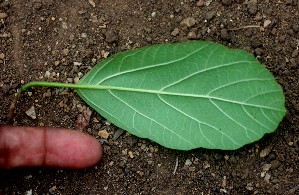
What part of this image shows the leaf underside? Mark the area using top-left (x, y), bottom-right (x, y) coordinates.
top-left (77, 41), bottom-right (286, 150)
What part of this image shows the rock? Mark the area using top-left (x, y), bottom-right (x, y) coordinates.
top-left (180, 17), bottom-right (196, 28)
top-left (196, 0), bottom-right (204, 7)
top-left (98, 130), bottom-right (110, 139)
top-left (171, 28), bottom-right (179, 36)
top-left (88, 0), bottom-right (96, 7)
top-left (260, 145), bottom-right (272, 158)
top-left (185, 159), bottom-right (192, 166)
top-left (128, 151), bottom-right (134, 158)
top-left (263, 20), bottom-right (271, 28)
top-left (262, 163), bottom-right (272, 171)
top-left (26, 106), bottom-right (36, 119)
top-left (81, 32), bottom-right (88, 38)
top-left (187, 31), bottom-right (197, 39)
top-left (0, 12), bottom-right (8, 19)
top-left (264, 173), bottom-right (271, 183)
top-left (45, 71), bottom-right (51, 78)
top-left (0, 53), bottom-right (5, 59)
top-left (62, 48), bottom-right (69, 56)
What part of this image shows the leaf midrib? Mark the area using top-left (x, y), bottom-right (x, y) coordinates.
top-left (76, 84), bottom-right (284, 112)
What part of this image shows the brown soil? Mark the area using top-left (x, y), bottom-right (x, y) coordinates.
top-left (0, 0), bottom-right (298, 194)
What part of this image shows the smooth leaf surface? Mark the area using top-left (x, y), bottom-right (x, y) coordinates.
top-left (77, 41), bottom-right (286, 150)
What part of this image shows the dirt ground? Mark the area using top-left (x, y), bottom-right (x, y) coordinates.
top-left (0, 0), bottom-right (298, 194)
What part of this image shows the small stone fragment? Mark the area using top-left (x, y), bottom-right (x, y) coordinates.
top-left (205, 0), bottom-right (213, 6)
top-left (98, 130), bottom-right (110, 139)
top-left (62, 22), bottom-right (68, 29)
top-left (262, 163), bottom-right (272, 171)
top-left (187, 31), bottom-right (197, 39)
top-left (185, 159), bottom-right (192, 166)
top-left (128, 151), bottom-right (134, 158)
top-left (263, 20), bottom-right (271, 28)
top-left (260, 145), bottom-right (272, 158)
top-left (26, 106), bottom-right (36, 119)
top-left (203, 161), bottom-right (210, 169)
top-left (0, 53), bottom-right (5, 59)
top-left (54, 60), bottom-right (60, 66)
top-left (25, 189), bottom-right (32, 195)
top-left (62, 48), bottom-right (69, 56)
top-left (196, 0), bottom-right (204, 7)
top-left (264, 173), bottom-right (271, 183)
top-left (180, 17), bottom-right (196, 28)
top-left (88, 0), bottom-right (96, 8)
top-left (45, 71), bottom-right (51, 78)
top-left (0, 12), bottom-right (8, 19)
top-left (49, 186), bottom-right (57, 194)
top-left (171, 28), bottom-right (179, 36)
top-left (81, 33), bottom-right (88, 38)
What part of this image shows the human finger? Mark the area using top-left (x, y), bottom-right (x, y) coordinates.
top-left (0, 125), bottom-right (102, 169)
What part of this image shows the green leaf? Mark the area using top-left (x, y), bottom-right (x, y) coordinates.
top-left (76, 41), bottom-right (286, 150)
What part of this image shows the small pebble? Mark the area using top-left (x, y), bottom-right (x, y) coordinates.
top-left (171, 28), bottom-right (179, 36)
top-left (45, 71), bottom-right (51, 78)
top-left (262, 163), bottom-right (272, 171)
top-left (25, 189), bottom-right (32, 195)
top-left (88, 0), bottom-right (96, 7)
top-left (54, 60), bottom-right (60, 66)
top-left (128, 151), bottom-right (134, 158)
top-left (62, 48), bottom-right (69, 56)
top-left (260, 145), bottom-right (272, 158)
top-left (81, 33), bottom-right (88, 38)
top-left (26, 106), bottom-right (36, 119)
top-left (0, 12), bottom-right (8, 19)
top-left (263, 20), bottom-right (271, 28)
top-left (0, 53), bottom-right (5, 59)
top-left (187, 31), bottom-right (197, 39)
top-left (180, 17), bottom-right (196, 27)
top-left (196, 0), bottom-right (204, 7)
top-left (185, 159), bottom-right (192, 166)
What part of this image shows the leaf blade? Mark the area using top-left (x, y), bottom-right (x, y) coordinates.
top-left (77, 41), bottom-right (286, 150)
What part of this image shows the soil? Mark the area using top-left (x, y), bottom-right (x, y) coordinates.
top-left (0, 0), bottom-right (298, 194)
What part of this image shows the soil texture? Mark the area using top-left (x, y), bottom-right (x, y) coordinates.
top-left (0, 0), bottom-right (298, 194)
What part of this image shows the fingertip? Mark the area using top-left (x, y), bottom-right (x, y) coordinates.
top-left (45, 129), bottom-right (103, 168)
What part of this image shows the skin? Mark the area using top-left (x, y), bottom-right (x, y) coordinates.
top-left (0, 125), bottom-right (102, 169)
